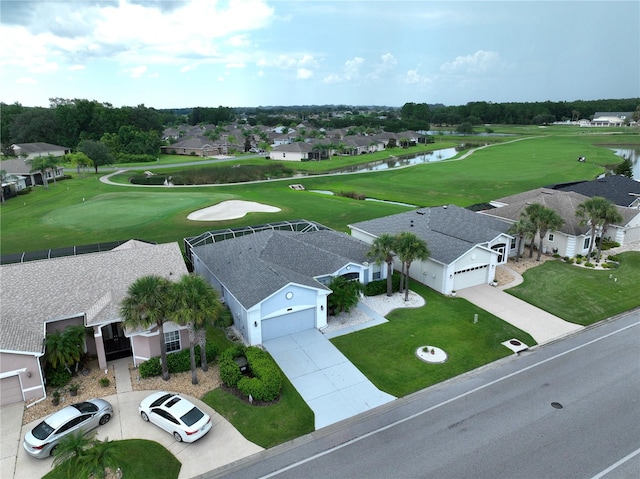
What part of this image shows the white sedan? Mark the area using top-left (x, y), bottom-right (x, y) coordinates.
top-left (138, 392), bottom-right (212, 443)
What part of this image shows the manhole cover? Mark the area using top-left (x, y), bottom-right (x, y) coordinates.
top-left (509, 340), bottom-right (522, 346)
top-left (551, 402), bottom-right (563, 409)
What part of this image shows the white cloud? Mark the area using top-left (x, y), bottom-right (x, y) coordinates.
top-left (68, 64), bottom-right (85, 71)
top-left (440, 50), bottom-right (500, 74)
top-left (297, 68), bottom-right (312, 80)
top-left (125, 65), bottom-right (147, 79)
top-left (16, 77), bottom-right (38, 85)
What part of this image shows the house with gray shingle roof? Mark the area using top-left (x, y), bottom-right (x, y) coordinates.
top-left (554, 175), bottom-right (640, 209)
top-left (483, 188), bottom-right (640, 257)
top-left (0, 241), bottom-right (189, 406)
top-left (191, 229), bottom-right (385, 345)
top-left (349, 205), bottom-right (514, 295)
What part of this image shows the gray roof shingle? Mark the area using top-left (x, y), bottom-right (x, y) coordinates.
top-left (349, 205), bottom-right (512, 264)
top-left (0, 242), bottom-right (187, 354)
top-left (555, 175), bottom-right (640, 207)
top-left (193, 230), bottom-right (371, 309)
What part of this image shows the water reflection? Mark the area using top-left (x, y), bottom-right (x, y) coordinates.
top-left (610, 147), bottom-right (640, 179)
top-left (331, 147), bottom-right (458, 174)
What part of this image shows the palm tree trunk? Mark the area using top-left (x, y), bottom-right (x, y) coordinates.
top-left (404, 262), bottom-right (412, 301)
top-left (589, 226), bottom-right (597, 257)
top-left (198, 329), bottom-right (208, 372)
top-left (399, 262), bottom-right (405, 293)
top-left (537, 229), bottom-right (546, 261)
top-left (386, 261), bottom-right (393, 296)
top-left (189, 325), bottom-right (198, 385)
top-left (157, 321), bottom-right (170, 381)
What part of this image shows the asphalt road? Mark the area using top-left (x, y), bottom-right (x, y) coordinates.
top-left (207, 310), bottom-right (640, 479)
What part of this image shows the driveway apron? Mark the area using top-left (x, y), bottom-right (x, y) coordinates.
top-left (264, 329), bottom-right (396, 430)
top-left (457, 284), bottom-right (583, 344)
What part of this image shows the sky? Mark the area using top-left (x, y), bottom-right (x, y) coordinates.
top-left (0, 0), bottom-right (638, 109)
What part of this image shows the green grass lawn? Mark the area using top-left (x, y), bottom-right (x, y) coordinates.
top-left (42, 439), bottom-right (181, 479)
top-left (507, 252), bottom-right (640, 325)
top-left (331, 282), bottom-right (537, 398)
top-left (201, 376), bottom-right (314, 448)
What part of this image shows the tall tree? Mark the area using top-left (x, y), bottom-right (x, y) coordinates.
top-left (366, 233), bottom-right (397, 296)
top-left (169, 274), bottom-right (222, 384)
top-left (78, 140), bottom-right (114, 173)
top-left (595, 202), bottom-right (623, 263)
top-left (395, 232), bottom-right (430, 301)
top-left (576, 196), bottom-right (610, 258)
top-left (44, 325), bottom-right (86, 373)
top-left (25, 154), bottom-right (61, 189)
top-left (120, 275), bottom-right (172, 381)
top-left (614, 158), bottom-right (633, 178)
top-left (534, 208), bottom-right (564, 261)
top-left (521, 203), bottom-right (545, 258)
top-left (508, 219), bottom-right (533, 262)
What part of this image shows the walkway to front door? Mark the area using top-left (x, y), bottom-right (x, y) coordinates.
top-left (264, 329), bottom-right (395, 429)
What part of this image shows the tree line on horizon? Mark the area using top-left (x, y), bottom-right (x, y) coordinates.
top-left (1, 97), bottom-right (638, 156)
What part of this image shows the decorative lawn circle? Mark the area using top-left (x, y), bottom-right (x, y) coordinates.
top-left (416, 345), bottom-right (448, 364)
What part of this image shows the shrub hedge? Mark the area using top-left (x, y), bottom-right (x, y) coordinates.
top-left (219, 346), bottom-right (283, 402)
top-left (363, 276), bottom-right (400, 296)
top-left (139, 343), bottom-right (218, 378)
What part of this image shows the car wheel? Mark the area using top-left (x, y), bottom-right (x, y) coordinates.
top-left (99, 414), bottom-right (111, 425)
top-left (173, 432), bottom-right (183, 442)
top-left (141, 411), bottom-right (149, 422)
top-left (50, 445), bottom-right (58, 456)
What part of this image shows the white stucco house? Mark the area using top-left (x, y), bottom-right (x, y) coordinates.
top-left (0, 241), bottom-right (189, 406)
top-left (482, 188), bottom-right (640, 257)
top-left (189, 224), bottom-right (385, 345)
top-left (349, 205), bottom-right (515, 295)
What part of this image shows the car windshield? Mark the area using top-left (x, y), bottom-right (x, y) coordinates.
top-left (73, 402), bottom-right (98, 414)
top-left (32, 421), bottom-right (54, 440)
top-left (181, 407), bottom-right (204, 427)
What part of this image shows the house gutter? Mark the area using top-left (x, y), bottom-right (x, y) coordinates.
top-left (26, 351), bottom-right (47, 408)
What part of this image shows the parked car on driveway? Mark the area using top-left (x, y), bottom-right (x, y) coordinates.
top-left (138, 392), bottom-right (212, 443)
top-left (23, 398), bottom-right (113, 459)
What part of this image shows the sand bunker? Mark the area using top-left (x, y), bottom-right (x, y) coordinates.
top-left (187, 200), bottom-right (281, 221)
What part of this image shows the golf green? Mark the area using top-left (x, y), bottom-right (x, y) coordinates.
top-left (41, 192), bottom-right (240, 231)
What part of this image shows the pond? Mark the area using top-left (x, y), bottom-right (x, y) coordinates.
top-left (610, 147), bottom-right (640, 179)
top-left (329, 147), bottom-right (459, 174)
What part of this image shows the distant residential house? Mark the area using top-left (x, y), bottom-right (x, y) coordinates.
top-left (272, 134), bottom-right (295, 146)
top-left (553, 175), bottom-right (640, 209)
top-left (270, 142), bottom-right (315, 161)
top-left (0, 157), bottom-right (65, 187)
top-left (349, 205), bottom-right (514, 295)
top-left (483, 188), bottom-right (640, 257)
top-left (160, 137), bottom-right (221, 157)
top-left (589, 112), bottom-right (634, 127)
top-left (1, 173), bottom-right (27, 200)
top-left (0, 241), bottom-right (189, 406)
top-left (190, 227), bottom-right (384, 345)
top-left (11, 142), bottom-right (70, 160)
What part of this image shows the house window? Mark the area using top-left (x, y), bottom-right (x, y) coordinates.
top-left (164, 330), bottom-right (180, 352)
top-left (510, 238), bottom-right (516, 249)
top-left (583, 237), bottom-right (591, 250)
top-left (373, 271), bottom-right (381, 280)
top-left (548, 234), bottom-right (554, 242)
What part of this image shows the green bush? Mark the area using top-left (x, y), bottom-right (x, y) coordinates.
top-left (219, 345), bottom-right (245, 387)
top-left (138, 343), bottom-right (219, 378)
top-left (47, 368), bottom-right (72, 388)
top-left (584, 262), bottom-right (595, 268)
top-left (607, 254), bottom-right (620, 262)
top-left (139, 357), bottom-right (162, 378)
top-left (237, 347), bottom-right (283, 402)
top-left (17, 187), bottom-right (32, 195)
top-left (363, 276), bottom-right (400, 296)
top-left (219, 308), bottom-right (234, 328)
top-left (117, 153), bottom-right (156, 164)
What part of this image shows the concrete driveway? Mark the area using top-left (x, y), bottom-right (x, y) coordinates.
top-left (264, 329), bottom-right (395, 429)
top-left (457, 284), bottom-right (583, 344)
top-left (6, 391), bottom-right (262, 479)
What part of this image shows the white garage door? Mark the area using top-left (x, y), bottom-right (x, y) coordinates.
top-left (453, 265), bottom-right (489, 291)
top-left (262, 308), bottom-right (316, 341)
top-left (0, 375), bottom-right (23, 406)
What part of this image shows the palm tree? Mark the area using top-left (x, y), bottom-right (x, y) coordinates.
top-left (45, 325), bottom-right (86, 373)
top-left (327, 276), bottom-right (362, 314)
top-left (595, 203), bottom-right (623, 263)
top-left (53, 430), bottom-right (93, 476)
top-left (395, 232), bottom-right (430, 301)
top-left (367, 233), bottom-right (396, 296)
top-left (521, 203), bottom-right (545, 258)
top-left (78, 437), bottom-right (121, 479)
top-left (26, 154), bottom-right (60, 189)
top-left (169, 274), bottom-right (222, 384)
top-left (576, 196), bottom-right (609, 258)
top-left (508, 219), bottom-right (531, 262)
top-left (53, 431), bottom-right (121, 479)
top-left (534, 208), bottom-right (564, 261)
top-left (120, 275), bottom-right (172, 381)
